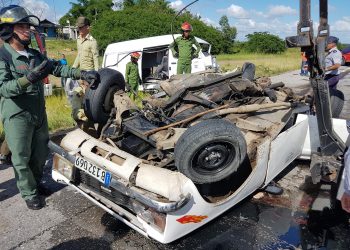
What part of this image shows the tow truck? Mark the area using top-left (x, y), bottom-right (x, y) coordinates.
top-left (48, 0), bottom-right (348, 243)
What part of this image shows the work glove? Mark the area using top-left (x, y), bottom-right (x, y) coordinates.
top-left (192, 54), bottom-right (199, 59)
top-left (174, 52), bottom-right (179, 58)
top-left (26, 59), bottom-right (53, 83)
top-left (81, 70), bottom-right (100, 88)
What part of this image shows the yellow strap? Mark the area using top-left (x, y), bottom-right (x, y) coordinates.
top-left (0, 17), bottom-right (15, 23)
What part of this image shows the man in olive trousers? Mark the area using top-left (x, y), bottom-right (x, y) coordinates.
top-left (125, 52), bottom-right (141, 100)
top-left (0, 5), bottom-right (99, 210)
top-left (170, 22), bottom-right (201, 74)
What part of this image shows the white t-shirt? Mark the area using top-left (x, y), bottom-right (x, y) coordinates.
top-left (16, 49), bottom-right (29, 58)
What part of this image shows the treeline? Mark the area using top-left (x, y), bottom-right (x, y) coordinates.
top-left (59, 0), bottom-right (286, 55)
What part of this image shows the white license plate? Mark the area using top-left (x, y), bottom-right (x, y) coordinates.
top-left (74, 156), bottom-right (112, 186)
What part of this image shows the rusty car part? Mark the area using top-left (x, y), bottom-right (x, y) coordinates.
top-left (218, 102), bottom-right (291, 115)
top-left (256, 77), bottom-right (272, 89)
top-left (144, 102), bottom-right (291, 136)
top-left (310, 154), bottom-right (342, 184)
top-left (143, 103), bottom-right (230, 136)
top-left (113, 91), bottom-right (138, 126)
top-left (154, 128), bottom-right (186, 150)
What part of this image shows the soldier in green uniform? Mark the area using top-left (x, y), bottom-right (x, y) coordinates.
top-left (0, 5), bottom-right (99, 210)
top-left (125, 52), bottom-right (141, 100)
top-left (169, 22), bottom-right (201, 74)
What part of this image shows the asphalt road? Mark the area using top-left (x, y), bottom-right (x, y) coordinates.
top-left (1, 70), bottom-right (350, 250)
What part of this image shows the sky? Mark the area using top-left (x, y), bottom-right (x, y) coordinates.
top-left (9, 0), bottom-right (350, 43)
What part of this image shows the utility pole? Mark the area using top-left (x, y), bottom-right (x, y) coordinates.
top-left (52, 0), bottom-right (57, 23)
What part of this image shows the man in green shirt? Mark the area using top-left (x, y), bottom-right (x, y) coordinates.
top-left (169, 22), bottom-right (201, 74)
top-left (125, 52), bottom-right (141, 100)
top-left (0, 5), bottom-right (99, 210)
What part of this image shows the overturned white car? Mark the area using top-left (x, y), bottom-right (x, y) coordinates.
top-left (49, 0), bottom-right (350, 244)
top-left (49, 60), bottom-right (348, 243)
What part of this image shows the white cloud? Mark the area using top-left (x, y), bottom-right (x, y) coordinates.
top-left (202, 17), bottom-right (217, 27)
top-left (19, 0), bottom-right (58, 22)
top-left (170, 0), bottom-right (185, 11)
top-left (251, 10), bottom-right (268, 18)
top-left (218, 4), bottom-right (249, 19)
top-left (267, 5), bottom-right (297, 17)
top-left (234, 18), bottom-right (299, 41)
top-left (237, 19), bottom-right (257, 28)
top-left (333, 17), bottom-right (350, 32)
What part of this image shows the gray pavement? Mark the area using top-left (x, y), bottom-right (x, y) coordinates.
top-left (270, 69), bottom-right (312, 95)
top-left (1, 158), bottom-right (349, 249)
top-left (1, 69), bottom-right (350, 249)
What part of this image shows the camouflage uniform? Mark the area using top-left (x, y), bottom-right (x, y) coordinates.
top-left (125, 60), bottom-right (141, 99)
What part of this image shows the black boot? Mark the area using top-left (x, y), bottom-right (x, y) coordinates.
top-left (25, 196), bottom-right (44, 210)
top-left (0, 154), bottom-right (10, 165)
top-left (37, 183), bottom-right (52, 196)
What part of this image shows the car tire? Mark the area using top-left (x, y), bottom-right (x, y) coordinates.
top-left (174, 119), bottom-right (247, 184)
top-left (84, 68), bottom-right (125, 124)
top-left (329, 88), bottom-right (344, 118)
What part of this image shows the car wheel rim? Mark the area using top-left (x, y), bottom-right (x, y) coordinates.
top-left (192, 141), bottom-right (236, 175)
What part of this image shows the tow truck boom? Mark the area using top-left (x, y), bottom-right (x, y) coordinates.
top-left (286, 0), bottom-right (345, 185)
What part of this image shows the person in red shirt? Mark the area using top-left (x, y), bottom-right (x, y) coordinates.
top-left (300, 52), bottom-right (309, 76)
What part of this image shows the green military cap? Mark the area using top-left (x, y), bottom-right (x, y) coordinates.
top-left (76, 16), bottom-right (90, 28)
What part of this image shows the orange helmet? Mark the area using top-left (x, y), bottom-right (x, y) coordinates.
top-left (181, 22), bottom-right (192, 32)
top-left (131, 52), bottom-right (141, 59)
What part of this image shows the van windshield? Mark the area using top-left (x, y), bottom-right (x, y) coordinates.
top-left (200, 43), bottom-right (210, 53)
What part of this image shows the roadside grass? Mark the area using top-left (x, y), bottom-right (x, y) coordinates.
top-left (45, 39), bottom-right (77, 65)
top-left (217, 48), bottom-right (300, 77)
top-left (45, 90), bottom-right (75, 132)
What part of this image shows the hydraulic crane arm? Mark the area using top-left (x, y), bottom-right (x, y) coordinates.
top-left (286, 0), bottom-right (345, 184)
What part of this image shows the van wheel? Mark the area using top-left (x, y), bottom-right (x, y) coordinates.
top-left (329, 88), bottom-right (344, 118)
top-left (84, 68), bottom-right (125, 124)
top-left (174, 119), bottom-right (247, 184)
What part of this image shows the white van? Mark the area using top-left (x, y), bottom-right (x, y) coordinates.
top-left (102, 34), bottom-right (218, 90)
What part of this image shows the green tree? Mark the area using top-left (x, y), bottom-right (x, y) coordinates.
top-left (219, 15), bottom-right (237, 53)
top-left (122, 0), bottom-right (135, 8)
top-left (59, 0), bottom-right (114, 26)
top-left (60, 0), bottom-right (228, 54)
top-left (92, 4), bottom-right (225, 53)
top-left (245, 32), bottom-right (286, 54)
top-left (122, 0), bottom-right (169, 9)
